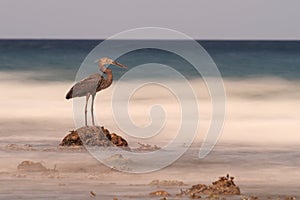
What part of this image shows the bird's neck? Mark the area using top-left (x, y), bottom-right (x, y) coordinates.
top-left (104, 68), bottom-right (113, 83)
top-left (102, 68), bottom-right (113, 89)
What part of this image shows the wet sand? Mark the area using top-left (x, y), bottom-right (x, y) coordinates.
top-left (0, 140), bottom-right (299, 199)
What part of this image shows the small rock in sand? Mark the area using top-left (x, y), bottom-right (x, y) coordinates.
top-left (17, 160), bottom-right (59, 178)
top-left (190, 193), bottom-right (202, 199)
top-left (90, 191), bottom-right (96, 198)
top-left (13, 173), bottom-right (27, 178)
top-left (17, 160), bottom-right (48, 172)
top-left (149, 179), bottom-right (186, 186)
top-left (149, 190), bottom-right (170, 197)
top-left (6, 144), bottom-right (35, 151)
top-left (134, 142), bottom-right (161, 152)
top-left (104, 154), bottom-right (132, 165)
top-left (285, 197), bottom-right (296, 200)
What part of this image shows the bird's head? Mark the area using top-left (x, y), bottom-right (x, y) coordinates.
top-left (95, 57), bottom-right (128, 71)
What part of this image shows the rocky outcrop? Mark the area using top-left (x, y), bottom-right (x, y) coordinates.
top-left (209, 174), bottom-right (240, 195)
top-left (60, 126), bottom-right (128, 148)
top-left (179, 174), bottom-right (240, 197)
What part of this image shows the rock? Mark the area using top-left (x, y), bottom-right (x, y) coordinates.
top-left (17, 160), bottom-right (48, 172)
top-left (13, 173), bottom-right (27, 178)
top-left (188, 184), bottom-right (209, 195)
top-left (110, 133), bottom-right (128, 147)
top-left (17, 160), bottom-right (60, 178)
top-left (241, 196), bottom-right (259, 200)
top-left (60, 130), bottom-right (83, 146)
top-left (6, 144), bottom-right (35, 151)
top-left (149, 179), bottom-right (186, 186)
top-left (104, 154), bottom-right (132, 166)
top-left (190, 193), bottom-right (202, 199)
top-left (104, 154), bottom-right (133, 171)
top-left (206, 194), bottom-right (220, 199)
top-left (285, 197), bottom-right (296, 200)
top-left (90, 191), bottom-right (96, 198)
top-left (149, 190), bottom-right (170, 197)
top-left (77, 126), bottom-right (112, 147)
top-left (133, 142), bottom-right (161, 152)
top-left (60, 126), bottom-right (129, 148)
top-left (181, 174), bottom-right (240, 196)
top-left (209, 174), bottom-right (240, 195)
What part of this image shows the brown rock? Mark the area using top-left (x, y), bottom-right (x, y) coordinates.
top-left (60, 126), bottom-right (129, 148)
top-left (17, 160), bottom-right (48, 172)
top-left (181, 174), bottom-right (240, 197)
top-left (188, 184), bottom-right (209, 194)
top-left (149, 179), bottom-right (186, 186)
top-left (60, 130), bottom-right (83, 146)
top-left (285, 197), bottom-right (296, 200)
top-left (6, 144), bottom-right (36, 151)
top-left (209, 174), bottom-right (240, 195)
top-left (190, 193), bottom-right (202, 199)
top-left (100, 126), bottom-right (112, 139)
top-left (133, 142), bottom-right (161, 152)
top-left (110, 133), bottom-right (128, 147)
top-left (149, 190), bottom-right (170, 197)
top-left (90, 191), bottom-right (96, 198)
top-left (104, 154), bottom-right (132, 167)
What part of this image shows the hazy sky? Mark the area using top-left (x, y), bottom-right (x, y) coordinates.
top-left (0, 0), bottom-right (299, 40)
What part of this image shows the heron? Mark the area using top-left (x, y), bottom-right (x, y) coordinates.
top-left (66, 57), bottom-right (128, 127)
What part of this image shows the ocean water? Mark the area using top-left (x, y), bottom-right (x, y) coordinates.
top-left (0, 40), bottom-right (300, 199)
top-left (1, 40), bottom-right (300, 80)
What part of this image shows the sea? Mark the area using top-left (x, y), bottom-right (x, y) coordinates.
top-left (1, 40), bottom-right (300, 80)
top-left (0, 40), bottom-right (299, 199)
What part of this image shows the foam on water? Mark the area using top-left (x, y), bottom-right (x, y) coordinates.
top-left (1, 72), bottom-right (299, 145)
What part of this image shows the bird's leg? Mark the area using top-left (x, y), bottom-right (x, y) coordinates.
top-left (91, 94), bottom-right (96, 126)
top-left (85, 93), bottom-right (90, 127)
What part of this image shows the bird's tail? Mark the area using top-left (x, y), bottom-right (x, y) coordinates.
top-left (65, 88), bottom-right (73, 99)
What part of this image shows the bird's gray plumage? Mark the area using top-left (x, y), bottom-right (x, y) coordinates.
top-left (65, 57), bottom-right (128, 127)
top-left (66, 74), bottom-right (104, 99)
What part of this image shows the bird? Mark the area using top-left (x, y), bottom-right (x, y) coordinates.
top-left (66, 57), bottom-right (128, 127)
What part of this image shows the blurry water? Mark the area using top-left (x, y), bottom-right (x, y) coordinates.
top-left (0, 40), bottom-right (299, 198)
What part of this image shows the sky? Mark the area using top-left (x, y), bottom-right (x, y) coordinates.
top-left (0, 0), bottom-right (299, 40)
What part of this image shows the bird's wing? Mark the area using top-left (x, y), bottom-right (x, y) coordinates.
top-left (68, 74), bottom-right (104, 98)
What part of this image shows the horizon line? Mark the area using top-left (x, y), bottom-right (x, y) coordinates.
top-left (1, 38), bottom-right (300, 42)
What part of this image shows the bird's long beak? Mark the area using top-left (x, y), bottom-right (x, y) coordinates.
top-left (112, 61), bottom-right (128, 69)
